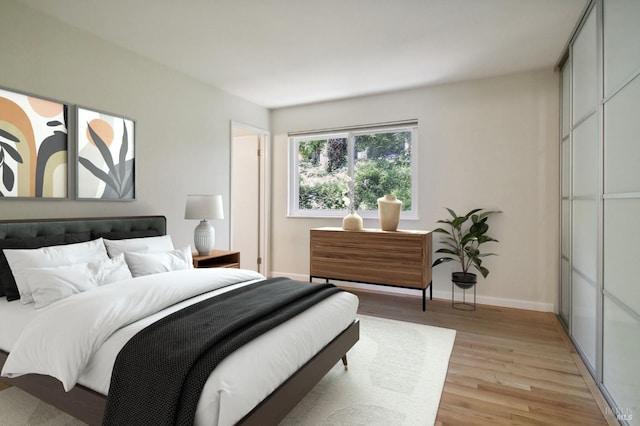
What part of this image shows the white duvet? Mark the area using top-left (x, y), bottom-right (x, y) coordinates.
top-left (1, 268), bottom-right (359, 426)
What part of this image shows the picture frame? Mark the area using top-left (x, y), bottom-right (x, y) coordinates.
top-left (76, 106), bottom-right (135, 200)
top-left (0, 86), bottom-right (69, 199)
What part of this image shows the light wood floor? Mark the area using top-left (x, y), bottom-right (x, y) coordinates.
top-left (353, 289), bottom-right (618, 426)
top-left (0, 290), bottom-right (619, 425)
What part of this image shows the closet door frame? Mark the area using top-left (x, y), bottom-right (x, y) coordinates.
top-left (562, 0), bottom-right (602, 378)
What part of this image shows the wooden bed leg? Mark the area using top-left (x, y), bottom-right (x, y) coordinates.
top-left (341, 355), bottom-right (348, 370)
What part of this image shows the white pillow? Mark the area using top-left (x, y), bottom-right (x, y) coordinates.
top-left (3, 238), bottom-right (109, 304)
top-left (124, 246), bottom-right (193, 277)
top-left (103, 235), bottom-right (174, 258)
top-left (22, 254), bottom-right (132, 309)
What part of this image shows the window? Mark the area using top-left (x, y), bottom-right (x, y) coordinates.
top-left (288, 121), bottom-right (417, 218)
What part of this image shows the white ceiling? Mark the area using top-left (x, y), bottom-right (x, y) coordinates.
top-left (16, 0), bottom-right (587, 109)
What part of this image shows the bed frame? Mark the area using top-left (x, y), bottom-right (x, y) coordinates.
top-left (0, 216), bottom-right (359, 425)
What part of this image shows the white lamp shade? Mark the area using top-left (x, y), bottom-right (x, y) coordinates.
top-left (185, 195), bottom-right (224, 255)
top-left (185, 195), bottom-right (224, 220)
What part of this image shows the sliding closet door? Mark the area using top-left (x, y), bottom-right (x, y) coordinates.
top-left (561, 0), bottom-right (640, 419)
top-left (602, 0), bottom-right (640, 418)
top-left (570, 7), bottom-right (598, 370)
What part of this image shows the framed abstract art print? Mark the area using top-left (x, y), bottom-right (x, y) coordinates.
top-left (76, 106), bottom-right (135, 200)
top-left (0, 86), bottom-right (68, 199)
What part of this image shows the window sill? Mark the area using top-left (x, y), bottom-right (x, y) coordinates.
top-left (287, 212), bottom-right (419, 221)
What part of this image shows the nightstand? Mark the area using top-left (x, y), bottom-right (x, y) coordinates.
top-left (192, 250), bottom-right (240, 269)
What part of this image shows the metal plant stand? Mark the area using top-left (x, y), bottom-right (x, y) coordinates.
top-left (452, 282), bottom-right (476, 311)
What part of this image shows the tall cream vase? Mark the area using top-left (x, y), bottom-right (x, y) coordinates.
top-left (378, 194), bottom-right (402, 231)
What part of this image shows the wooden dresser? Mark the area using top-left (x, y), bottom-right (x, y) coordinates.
top-left (310, 227), bottom-right (432, 310)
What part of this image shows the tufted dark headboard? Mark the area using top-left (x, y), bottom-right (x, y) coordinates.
top-left (0, 216), bottom-right (166, 240)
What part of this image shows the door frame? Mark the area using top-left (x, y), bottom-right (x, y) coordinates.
top-left (230, 121), bottom-right (270, 276)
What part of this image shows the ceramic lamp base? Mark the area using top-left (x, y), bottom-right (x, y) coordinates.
top-left (194, 219), bottom-right (215, 255)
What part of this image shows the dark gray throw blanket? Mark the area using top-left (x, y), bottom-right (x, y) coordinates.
top-left (102, 277), bottom-right (342, 426)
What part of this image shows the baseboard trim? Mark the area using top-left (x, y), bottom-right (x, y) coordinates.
top-left (270, 271), bottom-right (554, 313)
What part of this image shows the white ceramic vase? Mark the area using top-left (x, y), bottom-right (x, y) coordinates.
top-left (377, 194), bottom-right (402, 231)
top-left (342, 211), bottom-right (363, 231)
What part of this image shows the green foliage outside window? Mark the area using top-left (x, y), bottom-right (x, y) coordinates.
top-left (354, 157), bottom-right (411, 210)
top-left (296, 130), bottom-right (413, 212)
top-left (297, 140), bottom-right (324, 166)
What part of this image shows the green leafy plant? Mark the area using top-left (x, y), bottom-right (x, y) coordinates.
top-left (432, 208), bottom-right (501, 279)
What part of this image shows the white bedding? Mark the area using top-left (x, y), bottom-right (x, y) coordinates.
top-left (0, 297), bottom-right (36, 352)
top-left (0, 268), bottom-right (359, 426)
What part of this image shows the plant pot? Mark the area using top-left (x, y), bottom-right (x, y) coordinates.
top-left (452, 272), bottom-right (477, 289)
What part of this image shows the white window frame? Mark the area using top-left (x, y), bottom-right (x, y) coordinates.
top-left (287, 122), bottom-right (418, 219)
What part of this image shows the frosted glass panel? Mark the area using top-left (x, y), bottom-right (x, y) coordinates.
top-left (604, 75), bottom-right (640, 194)
top-left (572, 115), bottom-right (598, 197)
top-left (603, 298), bottom-right (640, 422)
top-left (562, 200), bottom-right (570, 256)
top-left (604, 0), bottom-right (640, 96)
top-left (604, 199), bottom-right (640, 314)
top-left (562, 63), bottom-right (571, 138)
top-left (560, 258), bottom-right (570, 325)
top-left (562, 139), bottom-right (570, 197)
top-left (572, 199), bottom-right (598, 281)
top-left (573, 9), bottom-right (598, 124)
top-left (572, 271), bottom-right (596, 369)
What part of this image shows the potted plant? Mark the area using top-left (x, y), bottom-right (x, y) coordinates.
top-left (432, 208), bottom-right (501, 289)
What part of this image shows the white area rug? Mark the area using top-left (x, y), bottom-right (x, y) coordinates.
top-left (0, 315), bottom-right (455, 426)
top-left (0, 386), bottom-right (85, 426)
top-left (281, 315), bottom-right (456, 426)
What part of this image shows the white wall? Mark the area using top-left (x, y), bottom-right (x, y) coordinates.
top-left (271, 69), bottom-right (560, 312)
top-left (1, 2), bottom-right (561, 311)
top-left (0, 1), bottom-right (269, 250)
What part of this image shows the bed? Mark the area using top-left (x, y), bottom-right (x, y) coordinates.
top-left (0, 216), bottom-right (359, 425)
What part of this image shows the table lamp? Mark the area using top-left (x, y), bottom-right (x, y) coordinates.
top-left (184, 194), bottom-right (224, 255)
